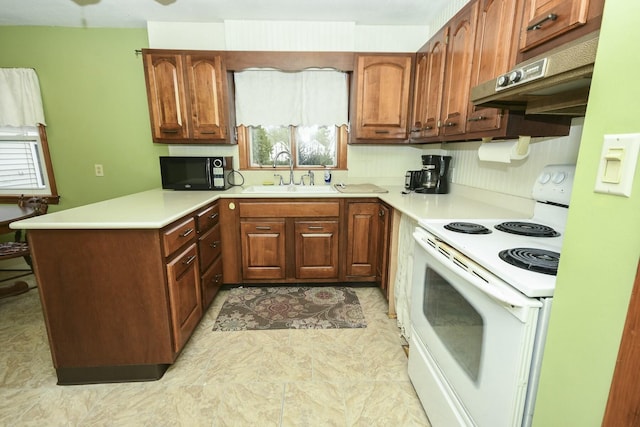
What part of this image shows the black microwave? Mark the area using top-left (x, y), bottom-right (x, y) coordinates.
top-left (160, 156), bottom-right (233, 190)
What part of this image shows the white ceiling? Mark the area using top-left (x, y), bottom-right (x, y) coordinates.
top-left (0, 0), bottom-right (450, 28)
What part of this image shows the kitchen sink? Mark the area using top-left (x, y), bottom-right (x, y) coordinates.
top-left (242, 185), bottom-right (337, 194)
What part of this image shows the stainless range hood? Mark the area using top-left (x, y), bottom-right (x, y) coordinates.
top-left (470, 31), bottom-right (599, 116)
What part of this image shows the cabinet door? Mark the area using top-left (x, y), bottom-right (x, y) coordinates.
top-left (421, 28), bottom-right (448, 139)
top-left (346, 202), bottom-right (380, 279)
top-left (198, 223), bottom-right (221, 272)
top-left (467, 0), bottom-right (523, 133)
top-left (441, 3), bottom-right (478, 137)
top-left (143, 53), bottom-right (191, 141)
top-left (185, 54), bottom-right (228, 141)
top-left (294, 220), bottom-right (339, 279)
top-left (240, 220), bottom-right (286, 280)
top-left (353, 55), bottom-right (413, 141)
top-left (410, 52), bottom-right (428, 139)
top-left (201, 256), bottom-right (223, 309)
top-left (166, 244), bottom-right (202, 352)
top-left (520, 0), bottom-right (591, 52)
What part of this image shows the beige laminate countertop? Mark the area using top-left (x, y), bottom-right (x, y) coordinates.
top-left (10, 184), bottom-right (533, 230)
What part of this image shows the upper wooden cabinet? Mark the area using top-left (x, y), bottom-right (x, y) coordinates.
top-left (411, 3), bottom-right (479, 142)
top-left (142, 50), bottom-right (234, 144)
top-left (440, 3), bottom-right (479, 137)
top-left (519, 0), bottom-right (605, 59)
top-left (411, 0), bottom-right (572, 143)
top-left (411, 27), bottom-right (448, 140)
top-left (351, 54), bottom-right (414, 143)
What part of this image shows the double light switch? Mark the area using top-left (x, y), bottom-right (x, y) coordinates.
top-left (594, 133), bottom-right (640, 197)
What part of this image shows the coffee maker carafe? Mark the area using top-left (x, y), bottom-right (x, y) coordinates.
top-left (417, 155), bottom-right (451, 194)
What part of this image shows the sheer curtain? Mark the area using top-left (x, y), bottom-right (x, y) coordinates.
top-left (234, 69), bottom-right (348, 126)
top-left (0, 68), bottom-right (46, 127)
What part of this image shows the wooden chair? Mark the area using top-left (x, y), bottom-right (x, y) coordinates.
top-left (0, 196), bottom-right (49, 298)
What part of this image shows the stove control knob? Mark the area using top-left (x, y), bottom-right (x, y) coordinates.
top-left (552, 171), bottom-right (567, 184)
top-left (497, 74), bottom-right (510, 87)
top-left (509, 70), bottom-right (523, 83)
top-left (538, 172), bottom-right (552, 184)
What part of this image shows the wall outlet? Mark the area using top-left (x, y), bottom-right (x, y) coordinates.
top-left (94, 164), bottom-right (104, 177)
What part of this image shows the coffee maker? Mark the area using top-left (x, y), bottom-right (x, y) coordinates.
top-left (404, 155), bottom-right (452, 194)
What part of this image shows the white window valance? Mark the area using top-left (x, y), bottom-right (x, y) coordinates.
top-left (234, 69), bottom-right (348, 127)
top-left (0, 68), bottom-right (46, 127)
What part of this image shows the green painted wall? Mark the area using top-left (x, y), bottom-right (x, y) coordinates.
top-left (0, 27), bottom-right (167, 211)
top-left (533, 0), bottom-right (640, 425)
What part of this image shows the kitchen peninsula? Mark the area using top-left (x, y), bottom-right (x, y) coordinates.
top-left (11, 185), bottom-right (530, 385)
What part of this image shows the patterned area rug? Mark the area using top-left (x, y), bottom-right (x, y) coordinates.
top-left (212, 286), bottom-right (367, 331)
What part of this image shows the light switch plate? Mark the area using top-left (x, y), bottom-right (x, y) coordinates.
top-left (594, 133), bottom-right (640, 197)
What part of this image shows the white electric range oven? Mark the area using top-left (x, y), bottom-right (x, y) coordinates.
top-left (408, 164), bottom-right (575, 427)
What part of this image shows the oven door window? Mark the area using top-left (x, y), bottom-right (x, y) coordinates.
top-left (424, 266), bottom-right (483, 383)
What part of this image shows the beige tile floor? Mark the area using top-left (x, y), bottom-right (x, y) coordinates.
top-left (0, 274), bottom-right (430, 426)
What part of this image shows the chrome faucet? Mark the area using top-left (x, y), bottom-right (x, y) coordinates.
top-left (273, 148), bottom-right (295, 185)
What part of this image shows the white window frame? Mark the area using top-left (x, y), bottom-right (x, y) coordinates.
top-left (0, 124), bottom-right (58, 204)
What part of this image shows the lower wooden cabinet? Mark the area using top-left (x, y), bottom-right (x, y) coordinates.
top-left (240, 219), bottom-right (286, 280)
top-left (295, 219), bottom-right (339, 279)
top-left (201, 256), bottom-right (223, 308)
top-left (345, 200), bottom-right (391, 288)
top-left (166, 243), bottom-right (202, 352)
top-left (26, 206), bottom-right (222, 384)
top-left (196, 202), bottom-right (223, 308)
top-left (226, 198), bottom-right (390, 287)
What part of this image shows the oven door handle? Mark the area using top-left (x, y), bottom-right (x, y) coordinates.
top-left (414, 231), bottom-right (542, 310)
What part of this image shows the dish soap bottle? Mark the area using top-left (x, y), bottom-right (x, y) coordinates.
top-left (324, 166), bottom-right (332, 184)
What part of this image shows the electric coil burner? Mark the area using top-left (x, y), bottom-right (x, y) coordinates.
top-left (444, 222), bottom-right (492, 234)
top-left (417, 164), bottom-right (575, 298)
top-left (495, 221), bottom-right (560, 237)
top-left (499, 247), bottom-right (560, 275)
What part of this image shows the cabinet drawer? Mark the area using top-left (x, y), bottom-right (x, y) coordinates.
top-left (201, 257), bottom-right (223, 309)
top-left (198, 223), bottom-right (221, 272)
top-left (520, 0), bottom-right (590, 52)
top-left (196, 203), bottom-right (220, 233)
top-left (162, 217), bottom-right (197, 257)
top-left (169, 242), bottom-right (199, 279)
top-left (239, 202), bottom-right (340, 218)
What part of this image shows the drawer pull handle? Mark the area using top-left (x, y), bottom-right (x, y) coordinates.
top-left (200, 130), bottom-right (218, 134)
top-left (374, 130), bottom-right (390, 134)
top-left (182, 255), bottom-right (196, 265)
top-left (255, 226), bottom-right (271, 230)
top-left (180, 228), bottom-right (194, 237)
top-left (210, 241), bottom-right (220, 248)
top-left (468, 115), bottom-right (486, 122)
top-left (209, 213), bottom-right (219, 220)
top-left (527, 13), bottom-right (558, 31)
top-left (307, 226), bottom-right (324, 230)
top-left (160, 128), bottom-right (179, 134)
top-left (423, 125), bottom-right (433, 130)
top-left (214, 273), bottom-right (222, 283)
top-left (441, 121), bottom-right (457, 128)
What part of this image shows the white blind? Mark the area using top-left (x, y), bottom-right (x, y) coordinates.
top-left (0, 127), bottom-right (45, 191)
top-left (0, 68), bottom-right (46, 127)
top-left (234, 69), bottom-right (349, 126)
